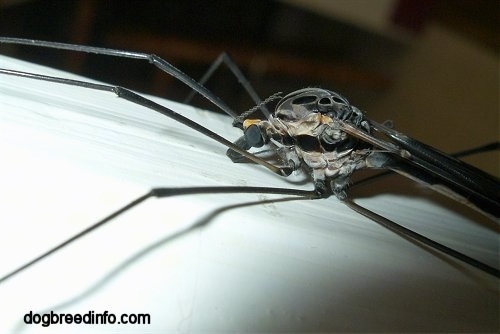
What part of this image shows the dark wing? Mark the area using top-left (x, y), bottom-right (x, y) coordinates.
top-left (341, 120), bottom-right (500, 219)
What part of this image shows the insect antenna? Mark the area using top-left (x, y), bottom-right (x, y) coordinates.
top-left (233, 91), bottom-right (283, 127)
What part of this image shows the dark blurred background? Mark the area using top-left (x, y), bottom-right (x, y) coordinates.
top-left (0, 0), bottom-right (498, 176)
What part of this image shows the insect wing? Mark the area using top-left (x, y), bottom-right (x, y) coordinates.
top-left (369, 120), bottom-right (500, 218)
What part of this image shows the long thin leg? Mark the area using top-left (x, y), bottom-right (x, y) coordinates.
top-left (183, 52), bottom-right (271, 119)
top-left (23, 196), bottom-right (315, 319)
top-left (451, 142), bottom-right (500, 158)
top-left (347, 142), bottom-right (500, 277)
top-left (3, 182), bottom-right (496, 282)
top-left (0, 67), bottom-right (294, 177)
top-left (344, 199), bottom-right (500, 278)
top-left (3, 46), bottom-right (497, 280)
top-left (0, 186), bottom-right (317, 284)
top-left (0, 37), bottom-right (238, 118)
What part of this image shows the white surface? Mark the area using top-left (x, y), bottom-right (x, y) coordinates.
top-left (0, 55), bottom-right (498, 333)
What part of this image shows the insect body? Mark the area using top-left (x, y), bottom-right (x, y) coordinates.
top-left (231, 88), bottom-right (373, 199)
top-left (230, 87), bottom-right (500, 222)
top-left (0, 38), bottom-right (498, 332)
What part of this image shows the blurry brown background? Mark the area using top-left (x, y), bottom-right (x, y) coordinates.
top-left (1, 0), bottom-right (498, 176)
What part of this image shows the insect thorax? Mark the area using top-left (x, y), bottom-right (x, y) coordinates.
top-left (243, 88), bottom-right (372, 197)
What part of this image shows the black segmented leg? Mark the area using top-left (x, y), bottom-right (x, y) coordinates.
top-left (0, 186), bottom-right (318, 284)
top-left (344, 199), bottom-right (500, 278)
top-left (2, 40), bottom-right (498, 281)
top-left (183, 52), bottom-right (271, 120)
top-left (0, 67), bottom-right (294, 177)
top-left (0, 37), bottom-right (238, 118)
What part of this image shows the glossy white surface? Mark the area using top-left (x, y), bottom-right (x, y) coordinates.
top-left (0, 55), bottom-right (497, 333)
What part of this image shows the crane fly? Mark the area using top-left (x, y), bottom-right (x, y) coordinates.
top-left (0, 37), bottom-right (498, 333)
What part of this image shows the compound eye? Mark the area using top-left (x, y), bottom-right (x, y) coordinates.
top-left (244, 124), bottom-right (265, 148)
